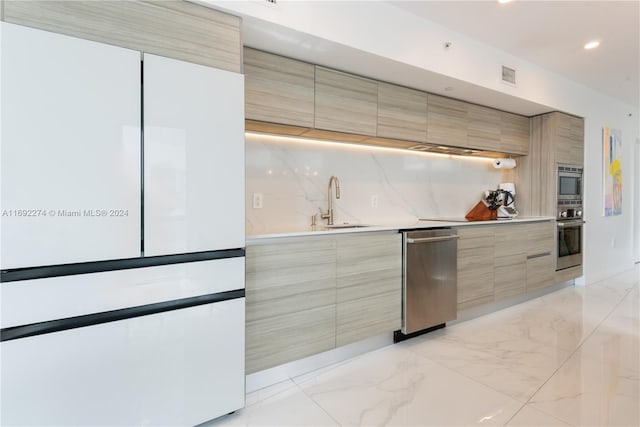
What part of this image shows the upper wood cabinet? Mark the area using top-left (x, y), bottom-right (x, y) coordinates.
top-left (500, 111), bottom-right (530, 155)
top-left (518, 112), bottom-right (584, 217)
top-left (467, 103), bottom-right (501, 151)
top-left (243, 47), bottom-right (315, 128)
top-left (426, 94), bottom-right (468, 147)
top-left (554, 113), bottom-right (584, 165)
top-left (377, 82), bottom-right (428, 143)
top-left (243, 50), bottom-right (532, 156)
top-left (315, 67), bottom-right (378, 136)
top-left (3, 0), bottom-right (242, 72)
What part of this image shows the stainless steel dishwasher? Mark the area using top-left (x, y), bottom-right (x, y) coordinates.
top-left (397, 229), bottom-right (458, 340)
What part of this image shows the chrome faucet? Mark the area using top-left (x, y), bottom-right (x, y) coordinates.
top-left (321, 175), bottom-right (341, 225)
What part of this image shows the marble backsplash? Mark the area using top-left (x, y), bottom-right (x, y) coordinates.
top-left (246, 133), bottom-right (513, 235)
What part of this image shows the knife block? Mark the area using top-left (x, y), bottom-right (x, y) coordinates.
top-left (465, 201), bottom-right (497, 221)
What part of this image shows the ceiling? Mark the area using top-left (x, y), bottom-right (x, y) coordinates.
top-left (389, 0), bottom-right (640, 108)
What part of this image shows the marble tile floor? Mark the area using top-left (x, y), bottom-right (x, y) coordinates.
top-left (206, 266), bottom-right (639, 427)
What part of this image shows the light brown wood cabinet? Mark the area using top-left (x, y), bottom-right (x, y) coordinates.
top-left (2, 0), bottom-right (242, 72)
top-left (457, 220), bottom-right (556, 310)
top-left (518, 112), bottom-right (584, 217)
top-left (314, 67), bottom-right (378, 136)
top-left (243, 47), bottom-right (315, 127)
top-left (336, 234), bottom-right (402, 347)
top-left (427, 94), bottom-right (468, 147)
top-left (377, 82), bottom-right (428, 143)
top-left (500, 111), bottom-right (530, 155)
top-left (555, 113), bottom-right (585, 165)
top-left (243, 51), bottom-right (531, 156)
top-left (245, 239), bottom-right (337, 374)
top-left (526, 220), bottom-right (555, 256)
top-left (494, 223), bottom-right (527, 300)
top-left (456, 225), bottom-right (496, 310)
top-left (467, 104), bottom-right (501, 151)
top-left (525, 221), bottom-right (556, 292)
top-left (246, 232), bottom-right (401, 373)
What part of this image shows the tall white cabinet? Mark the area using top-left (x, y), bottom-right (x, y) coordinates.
top-left (0, 22), bottom-right (141, 269)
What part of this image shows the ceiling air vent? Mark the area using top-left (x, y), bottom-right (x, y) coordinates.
top-left (502, 66), bottom-right (516, 85)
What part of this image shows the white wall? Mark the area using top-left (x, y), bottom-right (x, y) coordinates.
top-left (209, 0), bottom-right (640, 282)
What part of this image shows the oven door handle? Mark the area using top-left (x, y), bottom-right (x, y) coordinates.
top-left (557, 220), bottom-right (586, 227)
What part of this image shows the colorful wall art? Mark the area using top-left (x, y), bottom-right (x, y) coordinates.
top-left (603, 127), bottom-right (622, 216)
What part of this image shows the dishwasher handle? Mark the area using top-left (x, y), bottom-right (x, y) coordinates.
top-left (406, 235), bottom-right (459, 244)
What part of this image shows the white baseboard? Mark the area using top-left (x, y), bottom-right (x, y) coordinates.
top-left (245, 333), bottom-right (393, 393)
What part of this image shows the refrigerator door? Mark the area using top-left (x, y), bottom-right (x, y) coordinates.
top-left (1, 298), bottom-right (245, 426)
top-left (143, 54), bottom-right (245, 256)
top-left (0, 22), bottom-right (141, 269)
top-left (1, 258), bottom-right (245, 425)
top-left (1, 257), bottom-right (244, 329)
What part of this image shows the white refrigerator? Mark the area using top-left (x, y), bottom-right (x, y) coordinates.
top-left (1, 22), bottom-right (245, 426)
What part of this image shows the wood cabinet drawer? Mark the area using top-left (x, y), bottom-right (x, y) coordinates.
top-left (526, 254), bottom-right (555, 292)
top-left (526, 221), bottom-right (555, 256)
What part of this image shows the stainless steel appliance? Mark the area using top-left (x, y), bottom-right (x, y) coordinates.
top-left (557, 164), bottom-right (583, 206)
top-left (557, 219), bottom-right (584, 270)
top-left (399, 229), bottom-right (458, 337)
top-left (556, 164), bottom-right (584, 271)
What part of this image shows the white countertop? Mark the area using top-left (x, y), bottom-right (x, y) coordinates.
top-left (246, 216), bottom-right (556, 243)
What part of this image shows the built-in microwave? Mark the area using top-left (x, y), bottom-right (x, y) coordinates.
top-left (557, 164), bottom-right (583, 202)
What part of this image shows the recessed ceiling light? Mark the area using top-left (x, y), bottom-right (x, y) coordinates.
top-left (498, 0), bottom-right (513, 4)
top-left (584, 40), bottom-right (600, 50)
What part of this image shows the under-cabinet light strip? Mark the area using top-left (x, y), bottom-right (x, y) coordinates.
top-left (245, 132), bottom-right (495, 163)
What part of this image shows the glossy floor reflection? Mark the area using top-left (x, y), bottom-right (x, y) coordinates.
top-left (206, 267), bottom-right (639, 426)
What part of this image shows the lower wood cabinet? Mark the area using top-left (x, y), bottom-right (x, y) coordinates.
top-left (494, 253), bottom-right (527, 299)
top-left (336, 234), bottom-right (402, 347)
top-left (245, 239), bottom-right (336, 374)
top-left (526, 254), bottom-right (556, 292)
top-left (456, 220), bottom-right (556, 311)
top-left (457, 226), bottom-right (496, 310)
top-left (245, 233), bottom-right (401, 374)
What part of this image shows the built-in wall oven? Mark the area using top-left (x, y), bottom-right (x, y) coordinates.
top-left (557, 219), bottom-right (585, 270)
top-left (556, 163), bottom-right (584, 271)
